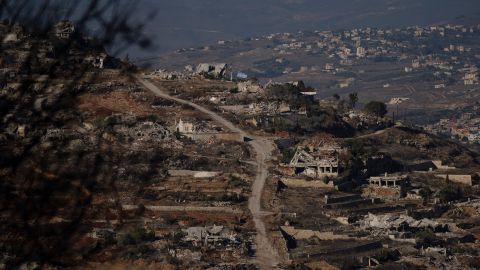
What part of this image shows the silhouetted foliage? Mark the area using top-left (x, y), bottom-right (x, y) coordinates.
top-left (0, 1), bottom-right (155, 268)
top-left (364, 101), bottom-right (388, 117)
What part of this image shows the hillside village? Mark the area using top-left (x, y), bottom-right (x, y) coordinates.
top-left (156, 20), bottom-right (480, 139)
top-left (1, 19), bottom-right (480, 270)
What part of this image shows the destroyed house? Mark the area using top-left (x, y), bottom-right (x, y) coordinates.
top-left (183, 225), bottom-right (238, 247)
top-left (363, 174), bottom-right (409, 199)
top-left (289, 143), bottom-right (341, 178)
top-left (53, 21), bottom-right (75, 39)
top-left (368, 174), bottom-right (408, 188)
top-left (195, 63), bottom-right (228, 78)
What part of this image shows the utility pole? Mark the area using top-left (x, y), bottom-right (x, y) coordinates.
top-left (396, 102), bottom-right (399, 119)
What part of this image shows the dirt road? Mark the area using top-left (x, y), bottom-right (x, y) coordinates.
top-left (136, 76), bottom-right (281, 269)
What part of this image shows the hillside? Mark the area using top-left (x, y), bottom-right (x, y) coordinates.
top-left (2, 19), bottom-right (480, 269)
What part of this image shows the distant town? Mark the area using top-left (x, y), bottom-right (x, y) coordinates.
top-left (153, 21), bottom-right (480, 149)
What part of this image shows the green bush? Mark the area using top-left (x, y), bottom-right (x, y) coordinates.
top-left (281, 148), bottom-right (296, 164)
top-left (373, 248), bottom-right (400, 262)
top-left (414, 229), bottom-right (441, 248)
top-left (363, 101), bottom-right (388, 117)
top-left (171, 229), bottom-right (186, 244)
top-left (119, 227), bottom-right (155, 246)
top-left (323, 176), bottom-right (331, 184)
top-left (228, 175), bottom-right (247, 188)
top-left (439, 182), bottom-right (463, 202)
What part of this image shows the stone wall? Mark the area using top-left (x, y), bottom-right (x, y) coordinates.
top-left (276, 165), bottom-right (296, 176)
top-left (168, 170), bottom-right (221, 178)
top-left (435, 174), bottom-right (473, 186)
top-left (280, 178), bottom-right (334, 188)
top-left (362, 186), bottom-right (402, 200)
top-left (186, 132), bottom-right (242, 142)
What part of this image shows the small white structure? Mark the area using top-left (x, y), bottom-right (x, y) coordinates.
top-left (16, 125), bottom-right (27, 137)
top-left (2, 33), bottom-right (18, 44)
top-left (176, 119), bottom-right (195, 134)
top-left (356, 46), bottom-right (366, 58)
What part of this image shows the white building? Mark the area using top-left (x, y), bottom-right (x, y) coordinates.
top-left (176, 119), bottom-right (195, 134)
top-left (356, 46), bottom-right (366, 58)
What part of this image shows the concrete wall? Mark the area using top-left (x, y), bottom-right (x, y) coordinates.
top-left (325, 194), bottom-right (361, 204)
top-left (280, 178), bottom-right (334, 188)
top-left (168, 170), bottom-right (221, 178)
top-left (432, 160), bottom-right (456, 170)
top-left (280, 226), bottom-right (353, 241)
top-left (290, 241), bottom-right (382, 260)
top-left (435, 174), bottom-right (472, 186)
top-left (277, 165), bottom-right (295, 176)
top-left (186, 132), bottom-right (242, 142)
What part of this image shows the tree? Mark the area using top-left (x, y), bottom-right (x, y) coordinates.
top-left (348, 92), bottom-right (358, 109)
top-left (364, 101), bottom-right (388, 117)
top-left (439, 182), bottom-right (463, 202)
top-left (281, 148), bottom-right (296, 164)
top-left (337, 99), bottom-right (346, 114)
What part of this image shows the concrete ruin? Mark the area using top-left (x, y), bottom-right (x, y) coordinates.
top-left (183, 225), bottom-right (238, 247)
top-left (113, 121), bottom-right (171, 142)
top-left (237, 81), bottom-right (263, 93)
top-left (195, 63), bottom-right (228, 78)
top-left (368, 173), bottom-right (408, 188)
top-left (53, 21), bottom-right (75, 39)
top-left (363, 173), bottom-right (408, 200)
top-left (84, 53), bottom-right (107, 69)
top-left (288, 143), bottom-right (341, 179)
top-left (435, 174), bottom-right (473, 186)
top-left (176, 119), bottom-right (195, 134)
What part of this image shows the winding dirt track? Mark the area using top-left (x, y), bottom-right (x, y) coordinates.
top-left (136, 76), bottom-right (280, 269)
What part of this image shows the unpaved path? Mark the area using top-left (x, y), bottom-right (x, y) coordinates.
top-left (136, 76), bottom-right (281, 269)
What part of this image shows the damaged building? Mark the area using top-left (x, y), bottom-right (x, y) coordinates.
top-left (53, 21), bottom-right (76, 39)
top-left (363, 173), bottom-right (409, 200)
top-left (286, 137), bottom-right (342, 179)
top-left (183, 225), bottom-right (239, 248)
top-left (195, 63), bottom-right (228, 78)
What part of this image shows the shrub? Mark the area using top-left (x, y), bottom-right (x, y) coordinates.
top-left (364, 101), bottom-right (388, 117)
top-left (323, 176), bottom-right (331, 184)
top-left (373, 248), bottom-right (400, 262)
top-left (439, 182), bottom-right (463, 202)
top-left (414, 229), bottom-right (441, 248)
top-left (228, 175), bottom-right (247, 188)
top-left (119, 226), bottom-right (155, 246)
top-left (281, 148), bottom-right (296, 164)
